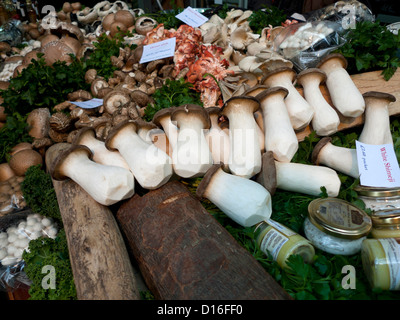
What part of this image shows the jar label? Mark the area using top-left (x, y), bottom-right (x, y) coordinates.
top-left (260, 228), bottom-right (289, 261)
top-left (378, 238), bottom-right (400, 290)
top-left (265, 219), bottom-right (296, 237)
top-left (319, 201), bottom-right (366, 228)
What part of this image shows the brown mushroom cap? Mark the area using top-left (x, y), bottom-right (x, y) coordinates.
top-left (196, 163), bottom-right (223, 199)
top-left (255, 86), bottom-right (289, 103)
top-left (135, 16), bottom-right (157, 36)
top-left (255, 151), bottom-right (277, 196)
top-left (261, 67), bottom-right (296, 87)
top-left (22, 49), bottom-right (41, 66)
top-left (50, 144), bottom-right (92, 181)
top-left (152, 107), bottom-right (176, 127)
top-left (362, 91), bottom-right (396, 103)
top-left (220, 95), bottom-right (260, 117)
top-left (131, 90), bottom-right (152, 108)
top-left (0, 163), bottom-right (15, 182)
top-left (8, 149), bottom-right (43, 176)
top-left (102, 13), bottom-right (116, 31)
top-left (41, 40), bottom-right (75, 65)
top-left (114, 10), bottom-right (135, 28)
top-left (206, 106), bottom-right (221, 116)
top-left (40, 34), bottom-right (60, 47)
top-left (135, 118), bottom-right (158, 132)
top-left (297, 68), bottom-right (327, 86)
top-left (59, 36), bottom-right (82, 55)
top-left (103, 89), bottom-right (131, 114)
top-left (9, 142), bottom-right (33, 157)
top-left (0, 42), bottom-right (12, 53)
top-left (317, 53), bottom-right (348, 70)
top-left (170, 104), bottom-right (211, 130)
top-left (243, 84), bottom-right (269, 98)
top-left (311, 136), bottom-right (332, 165)
top-left (105, 120), bottom-right (138, 152)
top-left (110, 21), bottom-right (128, 38)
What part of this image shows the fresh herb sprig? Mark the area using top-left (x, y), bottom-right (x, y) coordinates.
top-left (335, 20), bottom-right (400, 80)
top-left (248, 5), bottom-right (287, 35)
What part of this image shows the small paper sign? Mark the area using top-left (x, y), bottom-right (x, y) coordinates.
top-left (356, 140), bottom-right (400, 188)
top-left (175, 7), bottom-right (209, 28)
top-left (69, 98), bottom-right (103, 109)
top-left (140, 37), bottom-right (176, 64)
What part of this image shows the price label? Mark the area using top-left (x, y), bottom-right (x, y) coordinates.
top-left (140, 37), bottom-right (176, 64)
top-left (69, 98), bottom-right (103, 109)
top-left (175, 7), bottom-right (209, 28)
top-left (356, 140), bottom-right (400, 187)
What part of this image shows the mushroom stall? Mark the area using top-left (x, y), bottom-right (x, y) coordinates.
top-left (0, 0), bottom-right (400, 301)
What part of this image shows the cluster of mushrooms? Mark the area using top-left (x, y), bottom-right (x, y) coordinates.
top-left (0, 2), bottom-right (397, 227)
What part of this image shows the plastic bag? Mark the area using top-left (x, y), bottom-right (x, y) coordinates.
top-left (273, 20), bottom-right (346, 71)
top-left (0, 210), bottom-right (58, 291)
top-left (0, 19), bottom-right (23, 47)
top-left (306, 0), bottom-right (374, 27)
top-left (0, 176), bottom-right (27, 217)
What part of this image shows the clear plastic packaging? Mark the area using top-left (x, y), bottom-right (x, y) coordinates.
top-left (0, 176), bottom-right (27, 217)
top-left (0, 210), bottom-right (58, 291)
top-left (273, 21), bottom-right (346, 71)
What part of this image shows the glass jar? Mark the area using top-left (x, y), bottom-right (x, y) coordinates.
top-left (304, 198), bottom-right (372, 255)
top-left (354, 185), bottom-right (400, 211)
top-left (370, 209), bottom-right (400, 239)
top-left (361, 238), bottom-right (400, 291)
top-left (254, 218), bottom-right (315, 269)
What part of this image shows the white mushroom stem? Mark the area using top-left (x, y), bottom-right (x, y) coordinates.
top-left (317, 53), bottom-right (365, 117)
top-left (171, 105), bottom-right (213, 178)
top-left (73, 128), bottom-right (130, 170)
top-left (262, 67), bottom-right (314, 131)
top-left (196, 165), bottom-right (272, 227)
top-left (51, 145), bottom-right (134, 206)
top-left (204, 107), bottom-right (230, 167)
top-left (297, 68), bottom-right (340, 136)
top-left (221, 96), bottom-right (262, 178)
top-left (255, 87), bottom-right (298, 163)
top-left (152, 108), bottom-right (179, 155)
top-left (312, 137), bottom-right (359, 179)
top-left (105, 121), bottom-right (173, 190)
top-left (358, 91), bottom-right (396, 145)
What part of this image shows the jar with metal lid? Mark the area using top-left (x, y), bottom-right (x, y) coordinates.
top-left (354, 185), bottom-right (400, 211)
top-left (361, 238), bottom-right (400, 291)
top-left (254, 218), bottom-right (315, 269)
top-left (370, 209), bottom-right (400, 239)
top-left (304, 198), bottom-right (372, 255)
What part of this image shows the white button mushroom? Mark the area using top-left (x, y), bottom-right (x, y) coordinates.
top-left (358, 91), bottom-right (396, 145)
top-left (312, 137), bottom-right (359, 179)
top-left (50, 144), bottom-right (135, 206)
top-left (261, 67), bottom-right (314, 131)
top-left (196, 164), bottom-right (272, 227)
top-left (317, 53), bottom-right (365, 117)
top-left (105, 120), bottom-right (173, 190)
top-left (297, 68), bottom-right (340, 136)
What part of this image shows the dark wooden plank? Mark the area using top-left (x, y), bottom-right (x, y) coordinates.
top-left (45, 143), bottom-right (141, 300)
top-left (116, 180), bottom-right (292, 300)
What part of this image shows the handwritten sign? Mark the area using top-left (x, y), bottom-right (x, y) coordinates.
top-left (69, 98), bottom-right (103, 109)
top-left (356, 141), bottom-right (400, 188)
top-left (175, 7), bottom-right (209, 28)
top-left (140, 37), bottom-right (176, 64)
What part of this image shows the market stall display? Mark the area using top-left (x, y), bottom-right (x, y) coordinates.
top-left (0, 0), bottom-right (399, 301)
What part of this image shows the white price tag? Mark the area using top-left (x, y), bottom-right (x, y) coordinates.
top-left (69, 98), bottom-right (103, 109)
top-left (175, 7), bottom-right (209, 28)
top-left (356, 140), bottom-right (400, 187)
top-left (139, 37), bottom-right (176, 64)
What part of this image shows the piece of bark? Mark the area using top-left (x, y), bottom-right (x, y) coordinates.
top-left (45, 143), bottom-right (141, 300)
top-left (116, 180), bottom-right (292, 300)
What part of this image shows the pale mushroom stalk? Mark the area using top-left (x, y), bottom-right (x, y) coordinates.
top-left (261, 67), bottom-right (314, 131)
top-left (358, 91), bottom-right (396, 145)
top-left (50, 145), bottom-right (135, 206)
top-left (312, 137), bottom-right (359, 179)
top-left (170, 105), bottom-right (213, 178)
top-left (204, 107), bottom-right (230, 167)
top-left (317, 53), bottom-right (365, 117)
top-left (257, 151), bottom-right (341, 197)
top-left (220, 96), bottom-right (262, 178)
top-left (297, 68), bottom-right (340, 136)
top-left (72, 127), bottom-right (130, 170)
top-left (196, 164), bottom-right (272, 227)
top-left (250, 86), bottom-right (298, 163)
top-left (105, 120), bottom-right (173, 190)
top-left (152, 108), bottom-right (179, 156)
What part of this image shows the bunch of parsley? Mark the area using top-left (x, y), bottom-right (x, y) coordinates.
top-left (335, 20), bottom-right (400, 80)
top-left (143, 78), bottom-right (202, 122)
top-left (248, 5), bottom-right (287, 35)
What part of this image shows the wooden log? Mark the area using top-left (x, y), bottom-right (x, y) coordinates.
top-left (45, 143), bottom-right (141, 300)
top-left (296, 69), bottom-right (400, 141)
top-left (116, 180), bottom-right (292, 300)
